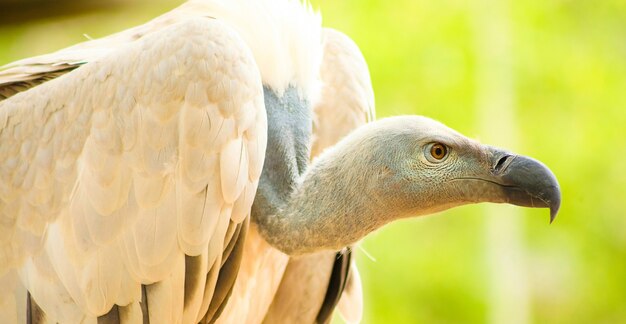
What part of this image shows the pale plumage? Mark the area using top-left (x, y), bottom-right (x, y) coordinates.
top-left (1, 16), bottom-right (266, 323)
top-left (0, 0), bottom-right (373, 323)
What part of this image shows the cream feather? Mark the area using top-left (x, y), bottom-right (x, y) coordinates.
top-left (1, 17), bottom-right (267, 323)
top-left (264, 251), bottom-right (336, 323)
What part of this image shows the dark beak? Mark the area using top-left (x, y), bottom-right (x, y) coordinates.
top-left (491, 153), bottom-right (561, 223)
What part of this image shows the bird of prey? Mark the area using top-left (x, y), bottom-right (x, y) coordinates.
top-left (0, 0), bottom-right (560, 323)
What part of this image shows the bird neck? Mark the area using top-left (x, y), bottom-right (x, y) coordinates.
top-left (252, 113), bottom-right (407, 255)
top-left (254, 157), bottom-right (397, 256)
top-left (251, 85), bottom-right (321, 255)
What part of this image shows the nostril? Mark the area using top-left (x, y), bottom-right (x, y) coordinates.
top-left (494, 155), bottom-right (513, 173)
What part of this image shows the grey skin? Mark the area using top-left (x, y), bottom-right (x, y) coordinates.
top-left (252, 88), bottom-right (561, 256)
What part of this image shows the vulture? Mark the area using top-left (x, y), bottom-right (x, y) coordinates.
top-left (0, 0), bottom-right (561, 323)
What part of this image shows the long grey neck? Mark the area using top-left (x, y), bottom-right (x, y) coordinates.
top-left (256, 155), bottom-right (397, 256)
top-left (251, 86), bottom-right (312, 248)
top-left (252, 93), bottom-right (401, 255)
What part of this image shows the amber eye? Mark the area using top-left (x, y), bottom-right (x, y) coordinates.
top-left (429, 143), bottom-right (447, 160)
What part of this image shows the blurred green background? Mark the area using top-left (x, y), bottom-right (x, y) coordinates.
top-left (1, 0), bottom-right (625, 323)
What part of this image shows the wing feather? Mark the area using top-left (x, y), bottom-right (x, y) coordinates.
top-left (177, 181), bottom-right (223, 256)
top-left (337, 261), bottom-right (364, 324)
top-left (145, 252), bottom-right (185, 324)
top-left (182, 251), bottom-right (210, 324)
top-left (220, 138), bottom-right (248, 204)
top-left (310, 28), bottom-right (375, 158)
top-left (0, 17), bottom-right (266, 323)
top-left (263, 251), bottom-right (336, 323)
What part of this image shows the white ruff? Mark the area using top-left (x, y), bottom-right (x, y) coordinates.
top-left (185, 0), bottom-right (323, 100)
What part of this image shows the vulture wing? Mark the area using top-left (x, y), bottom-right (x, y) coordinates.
top-left (264, 28), bottom-right (375, 324)
top-left (0, 17), bottom-right (266, 324)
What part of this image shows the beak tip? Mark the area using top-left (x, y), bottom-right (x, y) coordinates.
top-left (548, 193), bottom-right (561, 224)
top-left (495, 154), bottom-right (562, 224)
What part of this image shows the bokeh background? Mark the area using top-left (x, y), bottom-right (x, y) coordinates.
top-left (1, 0), bottom-right (625, 323)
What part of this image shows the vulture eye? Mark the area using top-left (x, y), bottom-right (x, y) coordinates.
top-left (425, 143), bottom-right (448, 163)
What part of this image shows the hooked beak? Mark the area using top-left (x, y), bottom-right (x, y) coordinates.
top-left (489, 151), bottom-right (561, 223)
top-left (452, 148), bottom-right (561, 223)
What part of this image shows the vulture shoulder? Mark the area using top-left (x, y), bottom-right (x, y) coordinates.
top-left (0, 17), bottom-right (266, 324)
top-left (310, 28), bottom-right (376, 158)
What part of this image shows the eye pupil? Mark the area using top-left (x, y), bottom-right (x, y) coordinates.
top-left (430, 143), bottom-right (447, 160)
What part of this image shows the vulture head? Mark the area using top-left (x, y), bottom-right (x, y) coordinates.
top-left (256, 115), bottom-right (561, 255)
top-left (331, 116), bottom-right (561, 220)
